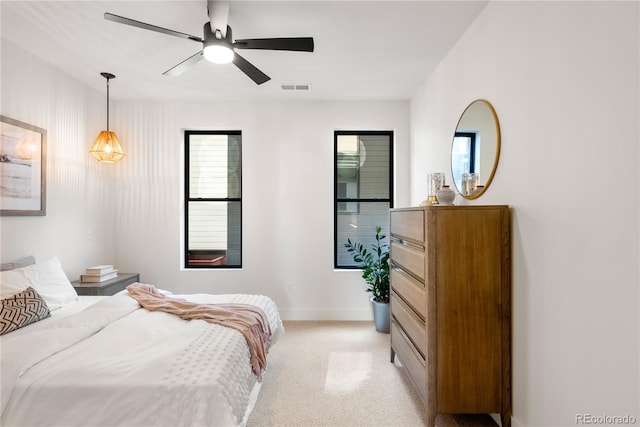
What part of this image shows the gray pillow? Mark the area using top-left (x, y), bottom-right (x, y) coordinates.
top-left (0, 255), bottom-right (36, 272)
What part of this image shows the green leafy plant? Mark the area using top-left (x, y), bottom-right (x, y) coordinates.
top-left (344, 226), bottom-right (390, 303)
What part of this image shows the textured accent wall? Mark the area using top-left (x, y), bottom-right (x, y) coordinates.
top-left (0, 39), bottom-right (117, 280)
top-left (111, 99), bottom-right (410, 320)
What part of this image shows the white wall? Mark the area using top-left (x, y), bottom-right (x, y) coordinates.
top-left (112, 99), bottom-right (410, 320)
top-left (410, 2), bottom-right (639, 426)
top-left (0, 39), bottom-right (117, 279)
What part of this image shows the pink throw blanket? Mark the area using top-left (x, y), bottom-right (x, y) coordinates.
top-left (127, 283), bottom-right (271, 380)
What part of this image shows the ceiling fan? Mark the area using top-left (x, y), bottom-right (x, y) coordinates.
top-left (104, 0), bottom-right (314, 85)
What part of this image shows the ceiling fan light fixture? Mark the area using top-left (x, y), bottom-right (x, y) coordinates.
top-left (203, 44), bottom-right (234, 64)
top-left (202, 22), bottom-right (234, 64)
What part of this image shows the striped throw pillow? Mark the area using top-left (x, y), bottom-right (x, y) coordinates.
top-left (0, 287), bottom-right (51, 335)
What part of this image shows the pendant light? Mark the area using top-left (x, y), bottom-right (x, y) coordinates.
top-left (90, 72), bottom-right (125, 163)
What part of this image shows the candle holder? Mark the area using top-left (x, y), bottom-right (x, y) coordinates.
top-left (428, 173), bottom-right (445, 204)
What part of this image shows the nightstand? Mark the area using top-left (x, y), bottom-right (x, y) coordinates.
top-left (72, 273), bottom-right (140, 296)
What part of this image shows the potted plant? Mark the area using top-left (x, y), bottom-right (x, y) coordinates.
top-left (344, 226), bottom-right (390, 333)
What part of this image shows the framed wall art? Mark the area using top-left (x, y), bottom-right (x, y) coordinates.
top-left (0, 115), bottom-right (46, 216)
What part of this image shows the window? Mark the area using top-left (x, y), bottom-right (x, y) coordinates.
top-left (334, 131), bottom-right (393, 269)
top-left (185, 131), bottom-right (241, 268)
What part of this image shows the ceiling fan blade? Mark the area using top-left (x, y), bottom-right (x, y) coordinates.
top-left (207, 0), bottom-right (230, 38)
top-left (163, 51), bottom-right (204, 76)
top-left (104, 12), bottom-right (203, 43)
top-left (234, 37), bottom-right (314, 52)
top-left (232, 52), bottom-right (270, 85)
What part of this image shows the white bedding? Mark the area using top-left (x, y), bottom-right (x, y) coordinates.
top-left (0, 291), bottom-right (283, 427)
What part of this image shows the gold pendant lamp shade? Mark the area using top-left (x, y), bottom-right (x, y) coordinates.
top-left (90, 72), bottom-right (125, 163)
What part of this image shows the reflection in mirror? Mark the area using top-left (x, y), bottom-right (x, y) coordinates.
top-left (451, 99), bottom-right (501, 199)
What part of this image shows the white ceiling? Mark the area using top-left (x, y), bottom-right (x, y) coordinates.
top-left (1, 1), bottom-right (487, 101)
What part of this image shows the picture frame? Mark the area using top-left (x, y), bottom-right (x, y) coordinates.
top-left (0, 115), bottom-right (46, 216)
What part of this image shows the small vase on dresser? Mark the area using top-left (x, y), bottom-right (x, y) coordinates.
top-left (435, 185), bottom-right (455, 205)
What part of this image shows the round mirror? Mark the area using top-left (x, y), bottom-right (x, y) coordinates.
top-left (450, 99), bottom-right (501, 199)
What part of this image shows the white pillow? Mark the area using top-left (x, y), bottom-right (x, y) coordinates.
top-left (2, 257), bottom-right (78, 311)
top-left (0, 269), bottom-right (32, 298)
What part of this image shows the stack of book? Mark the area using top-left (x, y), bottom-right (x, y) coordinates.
top-left (80, 265), bottom-right (118, 283)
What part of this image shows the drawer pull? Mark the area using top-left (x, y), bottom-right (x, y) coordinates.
top-left (390, 237), bottom-right (424, 250)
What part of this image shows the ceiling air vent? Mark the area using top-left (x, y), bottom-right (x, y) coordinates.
top-left (281, 83), bottom-right (311, 91)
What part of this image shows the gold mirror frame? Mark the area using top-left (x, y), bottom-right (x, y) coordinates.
top-left (450, 99), bottom-right (501, 200)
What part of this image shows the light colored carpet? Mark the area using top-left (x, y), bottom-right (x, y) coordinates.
top-left (247, 321), bottom-right (498, 427)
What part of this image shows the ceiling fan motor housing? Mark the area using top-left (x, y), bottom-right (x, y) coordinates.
top-left (204, 23), bottom-right (232, 47)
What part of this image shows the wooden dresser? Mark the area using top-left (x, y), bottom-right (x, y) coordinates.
top-left (389, 205), bottom-right (511, 426)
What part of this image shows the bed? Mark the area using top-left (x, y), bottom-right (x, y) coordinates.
top-left (0, 257), bottom-right (284, 427)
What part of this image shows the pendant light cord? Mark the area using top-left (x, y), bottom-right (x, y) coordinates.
top-left (106, 77), bottom-right (110, 131)
top-left (100, 72), bottom-right (116, 132)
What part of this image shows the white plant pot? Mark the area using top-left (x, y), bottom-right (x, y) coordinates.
top-left (371, 297), bottom-right (390, 333)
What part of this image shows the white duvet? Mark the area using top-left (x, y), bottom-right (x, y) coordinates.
top-left (0, 292), bottom-right (284, 427)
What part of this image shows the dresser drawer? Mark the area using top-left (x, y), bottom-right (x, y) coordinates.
top-left (390, 241), bottom-right (425, 280)
top-left (391, 320), bottom-right (426, 402)
top-left (392, 292), bottom-right (426, 357)
top-left (391, 267), bottom-right (426, 320)
top-left (390, 209), bottom-right (424, 243)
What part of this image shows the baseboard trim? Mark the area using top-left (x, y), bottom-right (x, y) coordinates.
top-left (279, 308), bottom-right (372, 321)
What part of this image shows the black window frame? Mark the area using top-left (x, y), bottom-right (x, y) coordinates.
top-left (333, 130), bottom-right (394, 269)
top-left (184, 130), bottom-right (242, 269)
